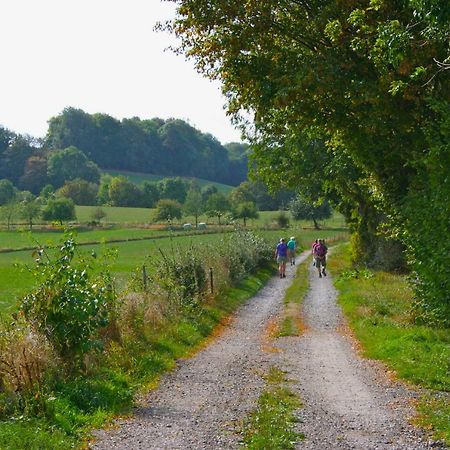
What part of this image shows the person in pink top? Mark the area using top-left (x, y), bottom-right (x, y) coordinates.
top-left (313, 239), bottom-right (328, 278)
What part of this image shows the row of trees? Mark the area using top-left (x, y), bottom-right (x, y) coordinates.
top-left (45, 109), bottom-right (248, 185)
top-left (0, 174), bottom-right (329, 228)
top-left (168, 0), bottom-right (450, 324)
top-left (0, 115), bottom-right (248, 197)
top-left (0, 179), bottom-right (76, 229)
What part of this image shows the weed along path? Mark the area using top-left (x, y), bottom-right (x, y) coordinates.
top-left (91, 250), bottom-right (441, 450)
top-left (91, 251), bottom-right (311, 450)
top-left (276, 262), bottom-right (442, 450)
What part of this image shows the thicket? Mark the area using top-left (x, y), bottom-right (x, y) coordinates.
top-left (0, 231), bottom-right (272, 446)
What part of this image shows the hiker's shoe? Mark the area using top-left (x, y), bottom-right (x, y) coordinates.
top-left (283, 274), bottom-right (286, 278)
top-left (322, 269), bottom-right (327, 276)
top-left (319, 273), bottom-right (322, 278)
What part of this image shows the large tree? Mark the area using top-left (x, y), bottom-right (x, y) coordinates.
top-left (289, 194), bottom-right (332, 230)
top-left (167, 0), bottom-right (450, 323)
top-left (56, 179), bottom-right (99, 206)
top-left (108, 176), bottom-right (143, 207)
top-left (47, 146), bottom-right (100, 188)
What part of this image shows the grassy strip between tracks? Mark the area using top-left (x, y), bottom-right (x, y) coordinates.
top-left (0, 265), bottom-right (275, 450)
top-left (242, 367), bottom-right (303, 449)
top-left (329, 243), bottom-right (450, 445)
top-left (278, 255), bottom-right (311, 337)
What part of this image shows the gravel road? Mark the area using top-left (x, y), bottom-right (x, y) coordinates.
top-left (276, 262), bottom-right (443, 450)
top-left (91, 250), bottom-right (443, 450)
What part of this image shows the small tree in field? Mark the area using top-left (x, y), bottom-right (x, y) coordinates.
top-left (42, 197), bottom-right (76, 225)
top-left (90, 207), bottom-right (107, 224)
top-left (0, 199), bottom-right (19, 230)
top-left (183, 188), bottom-right (204, 227)
top-left (19, 193), bottom-right (41, 230)
top-left (0, 179), bottom-right (16, 205)
top-left (276, 211), bottom-right (290, 229)
top-left (154, 199), bottom-right (183, 222)
top-left (289, 194), bottom-right (331, 229)
top-left (233, 201), bottom-right (259, 226)
top-left (205, 192), bottom-right (230, 225)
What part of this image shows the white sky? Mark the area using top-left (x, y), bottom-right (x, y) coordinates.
top-left (0, 0), bottom-right (243, 144)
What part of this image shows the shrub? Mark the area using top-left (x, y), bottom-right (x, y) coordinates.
top-left (275, 211), bottom-right (290, 229)
top-left (219, 230), bottom-right (272, 283)
top-left (156, 245), bottom-right (207, 307)
top-left (20, 236), bottom-right (117, 368)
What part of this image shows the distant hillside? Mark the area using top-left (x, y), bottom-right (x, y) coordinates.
top-left (45, 108), bottom-right (249, 186)
top-left (104, 170), bottom-right (234, 194)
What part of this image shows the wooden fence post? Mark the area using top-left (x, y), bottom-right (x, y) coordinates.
top-left (142, 264), bottom-right (148, 292)
top-left (209, 267), bottom-right (214, 294)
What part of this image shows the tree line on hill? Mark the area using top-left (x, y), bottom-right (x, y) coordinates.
top-left (169, 0), bottom-right (450, 325)
top-left (0, 110), bottom-right (248, 197)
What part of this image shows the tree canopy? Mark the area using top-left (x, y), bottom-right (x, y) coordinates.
top-left (168, 0), bottom-right (450, 324)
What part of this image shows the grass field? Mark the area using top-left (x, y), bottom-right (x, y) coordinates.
top-left (74, 205), bottom-right (347, 228)
top-left (1, 203), bottom-right (347, 229)
top-left (0, 228), bottom-right (346, 316)
top-left (104, 170), bottom-right (235, 194)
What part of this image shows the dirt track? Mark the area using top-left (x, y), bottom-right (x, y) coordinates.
top-left (91, 250), bottom-right (442, 449)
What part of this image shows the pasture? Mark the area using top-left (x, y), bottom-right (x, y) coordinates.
top-left (0, 227), bottom-right (345, 316)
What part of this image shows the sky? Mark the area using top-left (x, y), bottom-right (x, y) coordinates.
top-left (0, 0), bottom-right (243, 144)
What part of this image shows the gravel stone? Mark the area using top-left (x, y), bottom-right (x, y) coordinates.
top-left (90, 251), bottom-right (444, 450)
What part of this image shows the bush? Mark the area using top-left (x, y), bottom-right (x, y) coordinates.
top-left (219, 230), bottom-right (272, 283)
top-left (275, 211), bottom-right (290, 228)
top-left (156, 246), bottom-right (207, 308)
top-left (20, 236), bottom-right (117, 368)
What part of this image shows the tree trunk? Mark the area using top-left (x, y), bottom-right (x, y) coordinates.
top-left (312, 216), bottom-right (320, 230)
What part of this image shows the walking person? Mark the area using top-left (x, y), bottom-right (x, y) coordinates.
top-left (311, 239), bottom-right (319, 266)
top-left (275, 238), bottom-right (288, 278)
top-left (313, 238), bottom-right (328, 278)
top-left (287, 236), bottom-right (297, 265)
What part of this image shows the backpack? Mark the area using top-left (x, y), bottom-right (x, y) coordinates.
top-left (315, 243), bottom-right (326, 257)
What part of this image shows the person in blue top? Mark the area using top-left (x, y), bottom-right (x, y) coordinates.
top-left (275, 238), bottom-right (288, 278)
top-left (287, 236), bottom-right (297, 265)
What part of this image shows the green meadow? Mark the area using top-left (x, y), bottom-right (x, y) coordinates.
top-left (0, 227), bottom-right (345, 315)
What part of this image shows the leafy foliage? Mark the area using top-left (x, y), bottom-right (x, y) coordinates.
top-left (20, 237), bottom-right (117, 366)
top-left (289, 194), bottom-right (332, 229)
top-left (168, 0), bottom-right (450, 323)
top-left (41, 197), bottom-right (76, 224)
top-left (154, 198), bottom-right (183, 222)
top-left (45, 109), bottom-right (247, 186)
